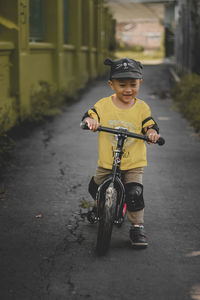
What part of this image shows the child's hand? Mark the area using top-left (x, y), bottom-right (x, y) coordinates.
top-left (147, 129), bottom-right (160, 144)
top-left (84, 117), bottom-right (99, 132)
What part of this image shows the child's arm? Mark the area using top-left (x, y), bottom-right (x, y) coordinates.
top-left (145, 126), bottom-right (160, 144)
top-left (81, 105), bottom-right (100, 132)
top-left (83, 117), bottom-right (100, 132)
top-left (141, 104), bottom-right (160, 144)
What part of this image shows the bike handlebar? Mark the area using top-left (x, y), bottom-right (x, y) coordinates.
top-left (80, 121), bottom-right (165, 146)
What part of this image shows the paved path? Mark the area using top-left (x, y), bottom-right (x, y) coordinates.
top-left (0, 64), bottom-right (200, 300)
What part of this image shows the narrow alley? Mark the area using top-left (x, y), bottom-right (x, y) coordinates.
top-left (0, 64), bottom-right (200, 300)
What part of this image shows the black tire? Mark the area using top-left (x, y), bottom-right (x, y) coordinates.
top-left (96, 186), bottom-right (116, 255)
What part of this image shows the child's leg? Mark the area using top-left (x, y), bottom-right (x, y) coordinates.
top-left (124, 167), bottom-right (148, 247)
top-left (88, 166), bottom-right (112, 200)
top-left (127, 209), bottom-right (144, 225)
top-left (123, 167), bottom-right (144, 225)
top-left (87, 167), bottom-right (112, 224)
top-left (93, 166), bottom-right (112, 185)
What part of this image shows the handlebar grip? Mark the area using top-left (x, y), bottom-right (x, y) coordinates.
top-left (80, 121), bottom-right (89, 130)
top-left (157, 137), bottom-right (165, 146)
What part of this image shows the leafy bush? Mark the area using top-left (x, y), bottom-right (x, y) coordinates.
top-left (0, 107), bottom-right (15, 169)
top-left (171, 73), bottom-right (200, 132)
top-left (0, 133), bottom-right (15, 169)
top-left (29, 81), bottom-right (67, 122)
top-left (0, 81), bottom-right (69, 169)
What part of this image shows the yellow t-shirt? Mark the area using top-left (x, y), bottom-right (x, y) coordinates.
top-left (88, 95), bottom-right (155, 170)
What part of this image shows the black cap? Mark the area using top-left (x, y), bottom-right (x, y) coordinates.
top-left (104, 57), bottom-right (143, 80)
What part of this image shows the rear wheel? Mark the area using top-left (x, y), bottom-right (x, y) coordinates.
top-left (96, 186), bottom-right (116, 255)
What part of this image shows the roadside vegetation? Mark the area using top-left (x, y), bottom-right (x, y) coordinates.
top-left (0, 81), bottom-right (71, 171)
top-left (29, 81), bottom-right (68, 122)
top-left (0, 109), bottom-right (15, 171)
top-left (114, 41), bottom-right (165, 62)
top-left (171, 73), bottom-right (200, 133)
top-left (0, 132), bottom-right (15, 170)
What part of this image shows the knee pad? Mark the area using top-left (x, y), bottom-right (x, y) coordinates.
top-left (88, 177), bottom-right (99, 200)
top-left (125, 182), bottom-right (145, 212)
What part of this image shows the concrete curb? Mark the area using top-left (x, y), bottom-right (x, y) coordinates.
top-left (169, 67), bottom-right (180, 82)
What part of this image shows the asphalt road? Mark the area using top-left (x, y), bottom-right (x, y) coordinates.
top-left (0, 64), bottom-right (200, 300)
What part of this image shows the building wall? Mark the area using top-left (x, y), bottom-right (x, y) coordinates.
top-left (116, 21), bottom-right (164, 50)
top-left (0, 0), bottom-right (115, 131)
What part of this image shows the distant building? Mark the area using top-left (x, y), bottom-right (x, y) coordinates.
top-left (107, 2), bottom-right (165, 51)
top-left (108, 0), bottom-right (200, 74)
top-left (116, 20), bottom-right (164, 50)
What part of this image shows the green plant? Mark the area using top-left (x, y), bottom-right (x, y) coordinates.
top-left (0, 133), bottom-right (15, 169)
top-left (29, 81), bottom-right (67, 122)
top-left (171, 73), bottom-right (200, 132)
top-left (0, 106), bottom-right (15, 168)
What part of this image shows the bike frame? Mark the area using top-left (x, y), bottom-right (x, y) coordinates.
top-left (96, 128), bottom-right (129, 224)
top-left (80, 121), bottom-right (165, 254)
top-left (80, 122), bottom-right (165, 224)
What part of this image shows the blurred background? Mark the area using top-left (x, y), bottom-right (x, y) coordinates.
top-left (108, 0), bottom-right (166, 63)
top-left (108, 0), bottom-right (200, 71)
top-left (0, 0), bottom-right (200, 135)
top-left (0, 3), bottom-right (200, 299)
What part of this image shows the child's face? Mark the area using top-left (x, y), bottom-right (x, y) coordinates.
top-left (108, 78), bottom-right (142, 105)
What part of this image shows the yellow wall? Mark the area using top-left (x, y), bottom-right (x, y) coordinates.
top-left (0, 0), bottom-right (115, 132)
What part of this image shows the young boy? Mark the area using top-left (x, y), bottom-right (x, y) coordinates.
top-left (82, 57), bottom-right (160, 248)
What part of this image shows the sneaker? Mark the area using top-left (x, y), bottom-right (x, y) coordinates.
top-left (129, 225), bottom-right (148, 248)
top-left (87, 206), bottom-right (97, 224)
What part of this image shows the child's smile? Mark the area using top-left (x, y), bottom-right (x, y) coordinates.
top-left (108, 78), bottom-right (142, 108)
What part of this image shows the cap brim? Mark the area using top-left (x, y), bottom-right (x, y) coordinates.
top-left (111, 72), bottom-right (142, 79)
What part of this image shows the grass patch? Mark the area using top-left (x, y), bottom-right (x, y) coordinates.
top-left (115, 39), bottom-right (165, 62)
top-left (171, 73), bottom-right (200, 132)
top-left (115, 49), bottom-right (164, 62)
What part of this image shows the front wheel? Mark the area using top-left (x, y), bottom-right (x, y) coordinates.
top-left (96, 186), bottom-right (116, 255)
top-left (115, 203), bottom-right (127, 228)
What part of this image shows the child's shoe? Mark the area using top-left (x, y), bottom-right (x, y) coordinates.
top-left (129, 225), bottom-right (148, 248)
top-left (87, 206), bottom-right (97, 224)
